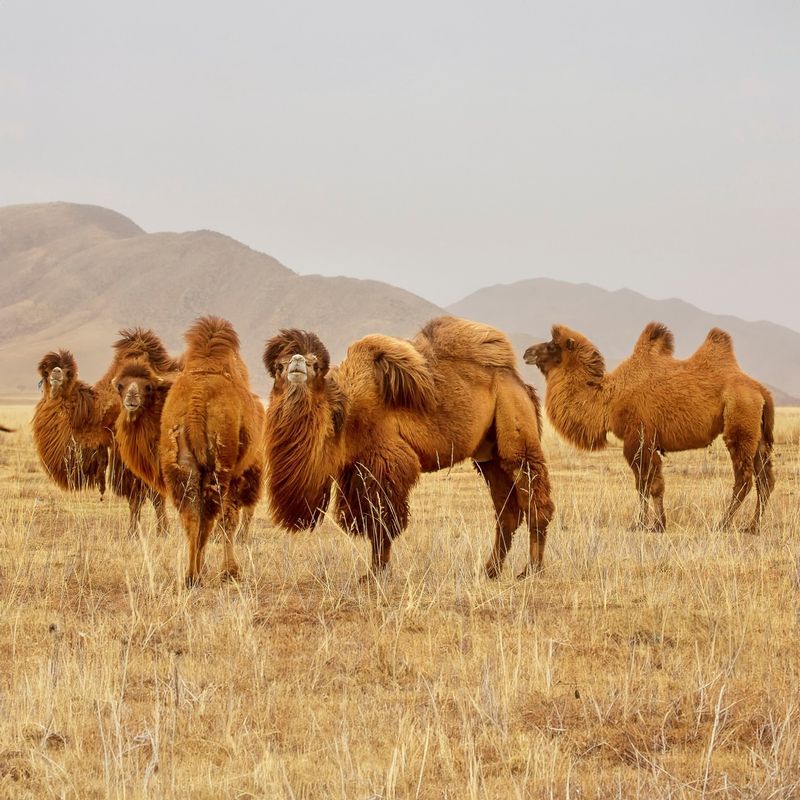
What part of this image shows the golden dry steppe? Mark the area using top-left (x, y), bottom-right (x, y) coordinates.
top-left (0, 405), bottom-right (798, 798)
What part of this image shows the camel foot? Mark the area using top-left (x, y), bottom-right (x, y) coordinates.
top-left (221, 564), bottom-right (241, 582)
top-left (484, 561), bottom-right (502, 580)
top-left (742, 524), bottom-right (760, 536)
top-left (516, 563), bottom-right (543, 580)
top-left (184, 574), bottom-right (200, 589)
top-left (358, 566), bottom-right (389, 586)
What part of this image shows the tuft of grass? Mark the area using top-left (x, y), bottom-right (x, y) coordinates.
top-left (0, 404), bottom-right (799, 798)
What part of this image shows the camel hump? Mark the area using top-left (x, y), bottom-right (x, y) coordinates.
top-left (706, 327), bottom-right (733, 348)
top-left (114, 328), bottom-right (180, 373)
top-left (355, 336), bottom-right (436, 411)
top-left (418, 316), bottom-right (516, 370)
top-left (183, 316), bottom-right (240, 362)
top-left (635, 322), bottom-right (675, 356)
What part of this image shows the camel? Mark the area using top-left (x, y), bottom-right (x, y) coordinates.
top-left (263, 316), bottom-right (554, 579)
top-left (159, 317), bottom-right (266, 586)
top-left (114, 356), bottom-right (259, 543)
top-left (33, 329), bottom-right (182, 535)
top-left (524, 322), bottom-right (775, 532)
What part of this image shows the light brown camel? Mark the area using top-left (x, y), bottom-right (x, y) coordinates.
top-left (113, 357), bottom-right (259, 542)
top-left (33, 329), bottom-right (182, 535)
top-left (524, 322), bottom-right (775, 532)
top-left (263, 316), bottom-right (554, 579)
top-left (159, 317), bottom-right (266, 586)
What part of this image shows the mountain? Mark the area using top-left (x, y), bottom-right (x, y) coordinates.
top-left (0, 202), bottom-right (442, 394)
top-left (448, 278), bottom-right (800, 403)
top-left (2, 204), bottom-right (797, 404)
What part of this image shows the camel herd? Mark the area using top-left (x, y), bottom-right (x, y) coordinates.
top-left (27, 315), bottom-right (775, 586)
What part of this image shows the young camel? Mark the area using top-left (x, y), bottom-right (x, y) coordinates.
top-left (524, 322), bottom-right (775, 532)
top-left (264, 316), bottom-right (553, 579)
top-left (160, 317), bottom-right (266, 586)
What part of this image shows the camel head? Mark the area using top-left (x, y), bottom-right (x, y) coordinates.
top-left (524, 325), bottom-right (606, 382)
top-left (264, 329), bottom-right (330, 393)
top-left (113, 360), bottom-right (163, 420)
top-left (37, 350), bottom-right (78, 399)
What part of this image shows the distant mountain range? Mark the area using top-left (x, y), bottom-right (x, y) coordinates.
top-left (1, 202), bottom-right (797, 404)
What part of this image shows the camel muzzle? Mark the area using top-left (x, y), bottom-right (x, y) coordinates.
top-left (523, 344), bottom-right (547, 366)
top-left (287, 355), bottom-right (308, 384)
top-left (49, 367), bottom-right (64, 393)
top-left (123, 389), bottom-right (142, 413)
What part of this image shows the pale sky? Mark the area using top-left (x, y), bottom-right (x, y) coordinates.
top-left (1, 1), bottom-right (798, 329)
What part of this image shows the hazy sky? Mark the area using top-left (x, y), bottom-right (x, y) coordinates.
top-left (1, 1), bottom-right (798, 328)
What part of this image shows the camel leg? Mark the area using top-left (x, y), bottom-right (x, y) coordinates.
top-left (152, 492), bottom-right (170, 535)
top-left (476, 458), bottom-right (523, 579)
top-left (238, 506), bottom-right (255, 543)
top-left (179, 504), bottom-right (202, 587)
top-left (339, 450), bottom-right (419, 582)
top-left (511, 457), bottom-right (554, 577)
top-left (368, 532), bottom-right (392, 577)
top-left (491, 375), bottom-right (554, 576)
top-left (719, 428), bottom-right (758, 531)
top-left (623, 435), bottom-right (666, 532)
top-left (192, 510), bottom-right (217, 584)
top-left (747, 442), bottom-right (775, 533)
top-left (125, 483), bottom-right (146, 537)
top-left (219, 499), bottom-right (241, 581)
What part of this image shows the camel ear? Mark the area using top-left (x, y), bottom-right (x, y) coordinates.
top-left (565, 338), bottom-right (575, 351)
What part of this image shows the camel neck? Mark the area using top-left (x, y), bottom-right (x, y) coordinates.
top-left (545, 369), bottom-right (610, 451)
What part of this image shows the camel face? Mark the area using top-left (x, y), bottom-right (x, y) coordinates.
top-left (38, 350), bottom-right (78, 399)
top-left (115, 371), bottom-right (156, 420)
top-left (524, 340), bottom-right (563, 375)
top-left (264, 330), bottom-right (330, 394)
top-left (46, 363), bottom-right (74, 398)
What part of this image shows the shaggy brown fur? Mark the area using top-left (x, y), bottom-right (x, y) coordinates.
top-left (33, 350), bottom-right (109, 493)
top-left (33, 329), bottom-right (181, 535)
top-left (524, 322), bottom-right (776, 532)
top-left (160, 317), bottom-right (266, 586)
top-left (113, 359), bottom-right (174, 496)
top-left (264, 316), bottom-right (554, 579)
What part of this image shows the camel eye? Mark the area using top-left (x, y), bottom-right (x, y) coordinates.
top-left (116, 383), bottom-right (123, 393)
top-left (145, 384), bottom-right (152, 393)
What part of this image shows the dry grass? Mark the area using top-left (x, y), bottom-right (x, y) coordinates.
top-left (0, 403), bottom-right (799, 799)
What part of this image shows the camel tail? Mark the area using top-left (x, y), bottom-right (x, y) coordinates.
top-left (0, 425), bottom-right (14, 433)
top-left (523, 383), bottom-right (543, 438)
top-left (760, 387), bottom-right (774, 450)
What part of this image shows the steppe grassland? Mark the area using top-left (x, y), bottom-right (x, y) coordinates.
top-left (0, 403), bottom-right (798, 799)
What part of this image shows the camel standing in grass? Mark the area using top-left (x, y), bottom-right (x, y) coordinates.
top-left (264, 316), bottom-right (553, 579)
top-left (159, 317), bottom-right (265, 586)
top-left (33, 330), bottom-right (182, 535)
top-left (524, 322), bottom-right (775, 532)
top-left (113, 357), bottom-right (259, 543)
